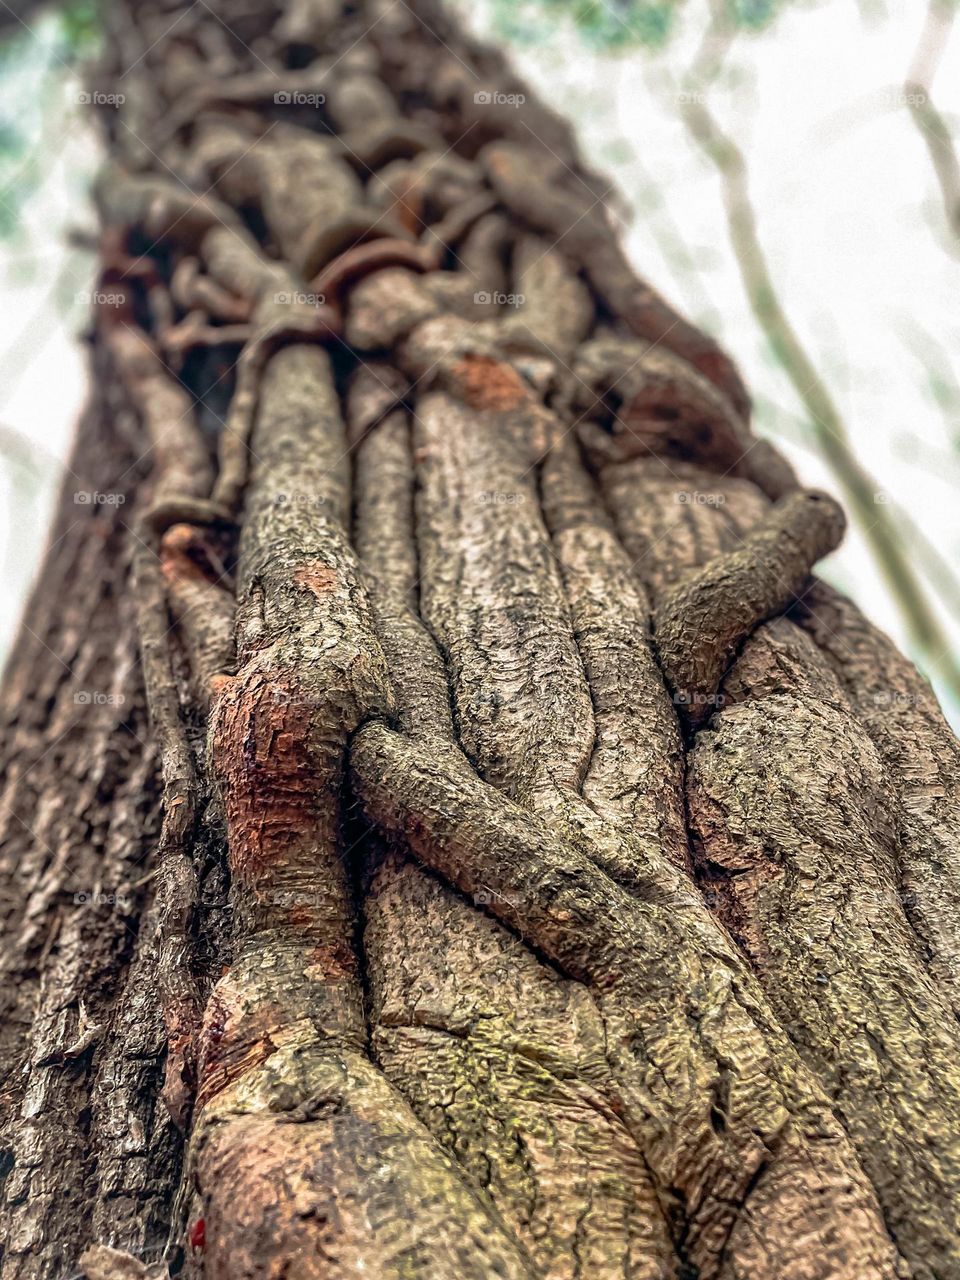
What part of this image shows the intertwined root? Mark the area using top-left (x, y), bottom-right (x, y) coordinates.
top-left (188, 315), bottom-right (914, 1277)
top-left (653, 489), bottom-right (845, 728)
top-left (16, 1), bottom-right (957, 1278)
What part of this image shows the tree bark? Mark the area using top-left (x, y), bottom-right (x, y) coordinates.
top-left (1, 1), bottom-right (960, 1278)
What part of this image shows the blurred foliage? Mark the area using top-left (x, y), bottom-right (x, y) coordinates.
top-left (727, 0), bottom-right (780, 31)
top-left (0, 0), bottom-right (100, 238)
top-left (58, 0), bottom-right (101, 53)
top-left (490, 0), bottom-right (794, 50)
top-left (488, 0), bottom-right (676, 49)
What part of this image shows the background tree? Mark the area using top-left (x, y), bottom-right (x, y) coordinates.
top-left (1, 1), bottom-right (960, 1278)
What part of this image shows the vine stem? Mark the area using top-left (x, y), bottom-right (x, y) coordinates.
top-left (905, 0), bottom-right (960, 250)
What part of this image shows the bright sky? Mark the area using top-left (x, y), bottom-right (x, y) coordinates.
top-left (1, 1), bottom-right (958, 722)
top-left (0, 20), bottom-right (99, 667)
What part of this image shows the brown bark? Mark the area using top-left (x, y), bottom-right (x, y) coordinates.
top-left (1, 1), bottom-right (959, 1278)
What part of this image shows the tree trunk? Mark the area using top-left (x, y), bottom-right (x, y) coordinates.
top-left (2, 2), bottom-right (960, 1278)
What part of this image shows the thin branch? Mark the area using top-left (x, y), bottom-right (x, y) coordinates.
top-left (905, 0), bottom-right (960, 247)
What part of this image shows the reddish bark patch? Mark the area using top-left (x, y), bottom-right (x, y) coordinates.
top-left (306, 938), bottom-right (359, 981)
top-left (696, 349), bottom-right (741, 405)
top-left (485, 151), bottom-right (513, 183)
top-left (211, 674), bottom-right (329, 885)
top-left (208, 672), bottom-right (234, 703)
top-left (450, 355), bottom-right (528, 412)
top-left (160, 523), bottom-right (197, 556)
top-left (196, 987), bottom-right (281, 1110)
top-left (160, 522), bottom-right (229, 589)
top-left (160, 524), bottom-right (209, 586)
top-left (391, 172), bottom-right (425, 235)
top-left (286, 903), bottom-right (319, 932)
top-left (312, 238), bottom-right (434, 304)
top-left (294, 564), bottom-right (339, 598)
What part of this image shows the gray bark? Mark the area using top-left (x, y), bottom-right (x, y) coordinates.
top-left (1, 1), bottom-right (959, 1278)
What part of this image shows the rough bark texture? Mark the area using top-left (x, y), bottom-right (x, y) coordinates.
top-left (1, 1), bottom-right (959, 1278)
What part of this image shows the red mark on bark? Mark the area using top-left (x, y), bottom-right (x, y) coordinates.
top-left (196, 983), bottom-right (280, 1109)
top-left (311, 238), bottom-right (435, 309)
top-left (210, 674), bottom-right (322, 883)
top-left (450, 355), bottom-right (528, 411)
top-left (160, 523), bottom-right (225, 588)
top-left (208, 672), bottom-right (234, 703)
top-left (189, 1219), bottom-right (206, 1251)
top-left (294, 564), bottom-right (338, 599)
top-left (307, 938), bottom-right (359, 981)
